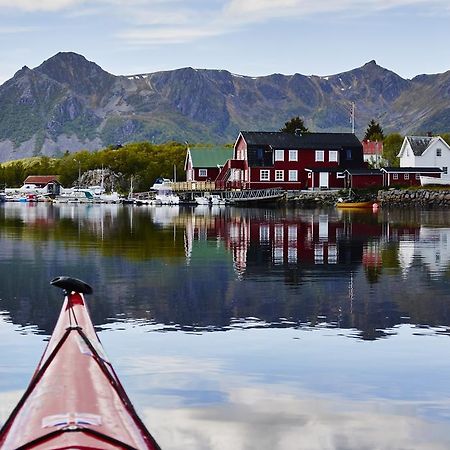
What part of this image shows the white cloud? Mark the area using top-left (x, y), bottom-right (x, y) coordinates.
top-left (143, 385), bottom-right (450, 450)
top-left (0, 0), bottom-right (87, 12)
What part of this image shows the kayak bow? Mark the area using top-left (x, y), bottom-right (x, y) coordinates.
top-left (0, 276), bottom-right (161, 450)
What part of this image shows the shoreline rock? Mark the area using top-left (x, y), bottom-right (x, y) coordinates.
top-left (377, 189), bottom-right (450, 207)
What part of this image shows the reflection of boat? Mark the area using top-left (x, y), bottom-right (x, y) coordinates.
top-left (336, 201), bottom-right (375, 209)
top-left (0, 192), bottom-right (5, 203)
top-left (420, 176), bottom-right (450, 186)
top-left (0, 276), bottom-right (160, 450)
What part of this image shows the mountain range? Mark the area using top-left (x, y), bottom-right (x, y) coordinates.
top-left (0, 52), bottom-right (449, 161)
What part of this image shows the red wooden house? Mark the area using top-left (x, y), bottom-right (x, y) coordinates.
top-left (185, 147), bottom-right (233, 182)
top-left (216, 131), bottom-right (366, 190)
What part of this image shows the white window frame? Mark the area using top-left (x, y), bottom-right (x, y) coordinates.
top-left (260, 169), bottom-right (270, 181)
top-left (404, 173), bottom-right (409, 180)
top-left (444, 167), bottom-right (448, 174)
top-left (275, 170), bottom-right (284, 181)
top-left (329, 150), bottom-right (338, 162)
top-left (289, 150), bottom-right (298, 161)
top-left (199, 169), bottom-right (208, 177)
top-left (437, 148), bottom-right (442, 157)
top-left (415, 173), bottom-right (421, 180)
top-left (288, 170), bottom-right (298, 181)
top-left (274, 149), bottom-right (284, 161)
top-left (336, 172), bottom-right (345, 179)
top-left (392, 173), bottom-right (398, 180)
top-left (315, 150), bottom-right (324, 162)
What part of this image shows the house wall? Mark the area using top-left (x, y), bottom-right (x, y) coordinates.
top-left (401, 138), bottom-right (450, 180)
top-left (194, 167), bottom-right (220, 181)
top-left (385, 172), bottom-right (422, 187)
top-left (350, 175), bottom-right (383, 189)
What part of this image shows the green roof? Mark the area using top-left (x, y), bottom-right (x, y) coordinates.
top-left (189, 147), bottom-right (233, 167)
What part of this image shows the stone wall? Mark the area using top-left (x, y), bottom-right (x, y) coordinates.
top-left (378, 189), bottom-right (450, 207)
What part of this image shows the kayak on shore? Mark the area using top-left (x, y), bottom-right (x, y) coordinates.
top-left (0, 276), bottom-right (161, 450)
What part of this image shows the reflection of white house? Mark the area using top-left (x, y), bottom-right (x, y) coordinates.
top-left (397, 228), bottom-right (450, 277)
top-left (398, 136), bottom-right (450, 182)
top-left (417, 227), bottom-right (450, 276)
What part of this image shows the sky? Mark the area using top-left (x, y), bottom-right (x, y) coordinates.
top-left (1, 0), bottom-right (450, 84)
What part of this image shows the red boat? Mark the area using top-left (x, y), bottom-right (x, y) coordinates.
top-left (0, 276), bottom-right (161, 450)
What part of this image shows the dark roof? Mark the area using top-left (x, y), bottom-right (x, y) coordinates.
top-left (239, 131), bottom-right (362, 150)
top-left (406, 136), bottom-right (434, 156)
top-left (382, 167), bottom-right (443, 173)
top-left (345, 169), bottom-right (383, 176)
top-left (305, 167), bottom-right (345, 173)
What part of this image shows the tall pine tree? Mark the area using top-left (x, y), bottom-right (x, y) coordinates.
top-left (280, 116), bottom-right (309, 135)
top-left (364, 119), bottom-right (384, 141)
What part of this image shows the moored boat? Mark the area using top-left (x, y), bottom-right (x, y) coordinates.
top-left (0, 276), bottom-right (161, 450)
top-left (336, 201), bottom-right (375, 209)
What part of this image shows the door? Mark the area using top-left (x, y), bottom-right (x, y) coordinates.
top-left (319, 172), bottom-right (329, 189)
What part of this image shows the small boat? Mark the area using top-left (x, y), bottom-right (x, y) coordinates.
top-left (420, 175), bottom-right (450, 186)
top-left (336, 201), bottom-right (375, 209)
top-left (0, 276), bottom-right (161, 450)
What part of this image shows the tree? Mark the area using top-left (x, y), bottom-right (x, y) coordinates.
top-left (280, 116), bottom-right (309, 135)
top-left (382, 133), bottom-right (403, 167)
top-left (364, 119), bottom-right (384, 141)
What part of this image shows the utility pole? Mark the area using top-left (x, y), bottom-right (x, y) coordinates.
top-left (350, 102), bottom-right (355, 134)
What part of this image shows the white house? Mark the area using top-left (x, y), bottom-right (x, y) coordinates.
top-left (398, 136), bottom-right (450, 183)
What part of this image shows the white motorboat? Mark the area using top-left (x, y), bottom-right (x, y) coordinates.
top-left (420, 176), bottom-right (450, 186)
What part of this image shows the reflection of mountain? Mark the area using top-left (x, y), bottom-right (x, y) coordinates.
top-left (0, 204), bottom-right (450, 339)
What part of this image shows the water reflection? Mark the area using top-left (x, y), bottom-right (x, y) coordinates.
top-left (0, 203), bottom-right (449, 339)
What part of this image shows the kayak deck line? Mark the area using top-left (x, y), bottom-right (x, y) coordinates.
top-left (0, 277), bottom-right (161, 450)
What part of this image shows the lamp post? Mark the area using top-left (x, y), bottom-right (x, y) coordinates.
top-left (74, 159), bottom-right (81, 190)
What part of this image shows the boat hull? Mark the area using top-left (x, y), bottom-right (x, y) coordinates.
top-left (0, 278), bottom-right (160, 450)
top-left (336, 201), bottom-right (375, 209)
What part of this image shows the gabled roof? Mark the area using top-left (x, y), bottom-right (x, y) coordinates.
top-left (405, 136), bottom-right (435, 156)
top-left (239, 131), bottom-right (362, 150)
top-left (188, 147), bottom-right (233, 168)
top-left (24, 175), bottom-right (60, 184)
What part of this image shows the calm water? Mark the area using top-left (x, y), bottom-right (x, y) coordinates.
top-left (1, 203), bottom-right (450, 449)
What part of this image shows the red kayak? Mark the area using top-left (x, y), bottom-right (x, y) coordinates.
top-left (0, 276), bottom-right (161, 450)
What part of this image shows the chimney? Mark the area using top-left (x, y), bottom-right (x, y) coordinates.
top-left (427, 131), bottom-right (433, 137)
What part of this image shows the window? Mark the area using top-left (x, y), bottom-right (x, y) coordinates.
top-left (199, 169), bottom-right (208, 177)
top-left (260, 169), bottom-right (270, 181)
top-left (346, 149), bottom-right (352, 160)
top-left (392, 173), bottom-right (398, 180)
top-left (274, 149), bottom-right (284, 161)
top-left (416, 174), bottom-right (420, 180)
top-left (315, 150), bottom-right (324, 162)
top-left (275, 170), bottom-right (284, 181)
top-left (259, 224), bottom-right (269, 243)
top-left (289, 170), bottom-right (298, 181)
top-left (444, 167), bottom-right (448, 174)
top-left (289, 150), bottom-right (298, 161)
top-left (404, 173), bottom-right (409, 180)
top-left (336, 172), bottom-right (345, 179)
top-left (437, 148), bottom-right (442, 157)
top-left (329, 150), bottom-right (338, 162)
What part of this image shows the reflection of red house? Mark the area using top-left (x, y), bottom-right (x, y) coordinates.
top-left (217, 131), bottom-right (366, 190)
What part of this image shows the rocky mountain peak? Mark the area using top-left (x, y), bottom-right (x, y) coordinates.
top-left (35, 51), bottom-right (115, 96)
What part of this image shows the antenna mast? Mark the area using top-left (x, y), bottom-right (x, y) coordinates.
top-left (350, 102), bottom-right (355, 134)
